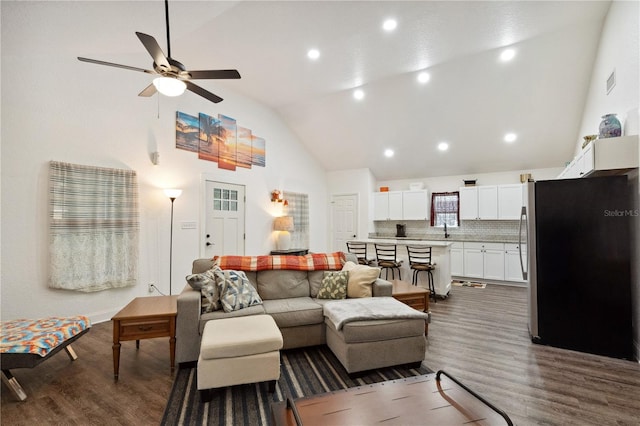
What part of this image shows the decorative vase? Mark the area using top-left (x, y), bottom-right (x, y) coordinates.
top-left (598, 114), bottom-right (622, 138)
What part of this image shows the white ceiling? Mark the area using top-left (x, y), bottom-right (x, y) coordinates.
top-left (4, 0), bottom-right (612, 180)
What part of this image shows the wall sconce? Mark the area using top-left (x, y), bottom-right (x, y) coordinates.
top-left (271, 189), bottom-right (288, 206)
top-left (271, 190), bottom-right (282, 202)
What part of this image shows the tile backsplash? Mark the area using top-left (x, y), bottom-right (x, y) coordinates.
top-left (371, 220), bottom-right (521, 242)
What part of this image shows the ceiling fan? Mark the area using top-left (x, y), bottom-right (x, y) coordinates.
top-left (77, 0), bottom-right (240, 103)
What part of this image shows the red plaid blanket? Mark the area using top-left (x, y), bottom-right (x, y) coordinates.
top-left (214, 252), bottom-right (346, 271)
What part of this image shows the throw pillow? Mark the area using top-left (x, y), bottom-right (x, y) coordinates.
top-left (317, 271), bottom-right (349, 299)
top-left (214, 268), bottom-right (263, 313)
top-left (186, 269), bottom-right (220, 313)
top-left (341, 261), bottom-right (381, 298)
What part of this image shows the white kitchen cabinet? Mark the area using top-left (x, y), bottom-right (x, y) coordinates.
top-left (558, 135), bottom-right (638, 179)
top-left (450, 242), bottom-right (464, 276)
top-left (373, 191), bottom-right (402, 220)
top-left (498, 184), bottom-right (524, 220)
top-left (462, 243), bottom-right (484, 278)
top-left (504, 243), bottom-right (527, 282)
top-left (463, 242), bottom-right (504, 280)
top-left (402, 190), bottom-right (429, 220)
top-left (459, 187), bottom-right (479, 220)
top-left (483, 243), bottom-right (505, 281)
top-left (459, 186), bottom-right (498, 220)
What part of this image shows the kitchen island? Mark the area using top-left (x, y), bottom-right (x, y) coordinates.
top-left (348, 238), bottom-right (453, 297)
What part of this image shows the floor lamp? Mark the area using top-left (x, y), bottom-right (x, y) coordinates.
top-left (164, 189), bottom-right (182, 295)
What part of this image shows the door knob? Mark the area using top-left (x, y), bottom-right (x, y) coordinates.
top-left (206, 242), bottom-right (212, 246)
top-left (353, 234), bottom-right (356, 238)
top-left (206, 234), bottom-right (210, 238)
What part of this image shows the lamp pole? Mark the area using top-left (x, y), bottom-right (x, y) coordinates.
top-left (169, 196), bottom-right (176, 296)
top-left (164, 188), bottom-right (182, 296)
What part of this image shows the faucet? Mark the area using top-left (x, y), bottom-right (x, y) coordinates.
top-left (444, 223), bottom-right (450, 239)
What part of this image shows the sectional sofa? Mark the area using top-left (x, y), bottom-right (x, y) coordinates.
top-left (176, 252), bottom-right (428, 373)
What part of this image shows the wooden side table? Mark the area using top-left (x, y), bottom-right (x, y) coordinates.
top-left (391, 280), bottom-right (430, 335)
top-left (111, 295), bottom-right (177, 380)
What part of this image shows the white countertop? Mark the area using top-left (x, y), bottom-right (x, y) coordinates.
top-left (350, 238), bottom-right (453, 247)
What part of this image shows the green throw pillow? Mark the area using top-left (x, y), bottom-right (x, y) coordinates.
top-left (317, 271), bottom-right (349, 299)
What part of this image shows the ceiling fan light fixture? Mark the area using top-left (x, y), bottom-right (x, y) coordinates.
top-left (153, 76), bottom-right (186, 97)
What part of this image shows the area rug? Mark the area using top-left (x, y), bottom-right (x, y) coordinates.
top-left (452, 280), bottom-right (486, 288)
top-left (161, 345), bottom-right (431, 425)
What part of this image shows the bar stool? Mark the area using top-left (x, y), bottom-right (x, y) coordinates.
top-left (406, 245), bottom-right (436, 302)
top-left (374, 243), bottom-right (403, 280)
top-left (346, 242), bottom-right (374, 265)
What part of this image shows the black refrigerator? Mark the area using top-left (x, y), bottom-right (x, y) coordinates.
top-left (520, 176), bottom-right (634, 360)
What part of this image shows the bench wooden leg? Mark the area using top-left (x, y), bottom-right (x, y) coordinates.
top-left (2, 370), bottom-right (27, 402)
top-left (64, 344), bottom-right (78, 361)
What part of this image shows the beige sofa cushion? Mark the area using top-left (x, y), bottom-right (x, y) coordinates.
top-left (341, 261), bottom-right (381, 298)
top-left (262, 297), bottom-right (324, 328)
top-left (257, 270), bottom-right (310, 299)
top-left (200, 315), bottom-right (283, 359)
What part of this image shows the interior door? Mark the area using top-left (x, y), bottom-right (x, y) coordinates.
top-left (204, 181), bottom-right (245, 257)
top-left (331, 194), bottom-right (358, 252)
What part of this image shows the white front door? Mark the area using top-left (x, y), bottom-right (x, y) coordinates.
top-left (331, 194), bottom-right (358, 252)
top-left (204, 181), bottom-right (245, 257)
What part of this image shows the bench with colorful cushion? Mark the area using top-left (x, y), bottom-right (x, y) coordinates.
top-left (1, 316), bottom-right (91, 401)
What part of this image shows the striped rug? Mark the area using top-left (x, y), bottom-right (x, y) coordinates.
top-left (161, 345), bottom-right (430, 425)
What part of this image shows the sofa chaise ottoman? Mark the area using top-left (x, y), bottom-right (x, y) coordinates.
top-left (197, 315), bottom-right (283, 400)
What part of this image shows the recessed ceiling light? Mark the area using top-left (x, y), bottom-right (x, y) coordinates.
top-left (353, 89), bottom-right (365, 100)
top-left (417, 72), bottom-right (430, 84)
top-left (307, 49), bottom-right (320, 60)
top-left (382, 19), bottom-right (397, 32)
top-left (438, 142), bottom-right (449, 151)
top-left (384, 149), bottom-right (394, 158)
top-left (500, 48), bottom-right (516, 62)
top-left (504, 133), bottom-right (517, 143)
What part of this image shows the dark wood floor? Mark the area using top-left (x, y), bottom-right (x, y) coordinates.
top-left (2, 284), bottom-right (639, 425)
top-left (424, 284), bottom-right (640, 426)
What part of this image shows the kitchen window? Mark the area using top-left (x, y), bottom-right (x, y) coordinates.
top-left (430, 191), bottom-right (460, 227)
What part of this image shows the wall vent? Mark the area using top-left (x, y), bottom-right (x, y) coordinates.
top-left (606, 69), bottom-right (616, 94)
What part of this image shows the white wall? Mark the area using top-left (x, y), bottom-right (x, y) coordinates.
top-left (576, 0), bottom-right (640, 360)
top-left (0, 3), bottom-right (328, 323)
top-left (576, 0), bottom-right (639, 150)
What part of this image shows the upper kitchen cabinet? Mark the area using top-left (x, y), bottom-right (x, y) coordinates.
top-left (373, 191), bottom-right (403, 220)
top-left (558, 135), bottom-right (639, 179)
top-left (372, 189), bottom-right (429, 221)
top-left (402, 190), bottom-right (430, 220)
top-left (498, 184), bottom-right (524, 219)
top-left (460, 186), bottom-right (498, 220)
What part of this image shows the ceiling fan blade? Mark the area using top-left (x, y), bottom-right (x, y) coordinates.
top-left (188, 69), bottom-right (241, 80)
top-left (77, 57), bottom-right (155, 74)
top-left (138, 84), bottom-right (157, 97)
top-left (185, 81), bottom-right (223, 103)
top-left (135, 32), bottom-right (171, 69)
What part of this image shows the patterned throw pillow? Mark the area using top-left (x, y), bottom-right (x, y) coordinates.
top-left (186, 269), bottom-right (220, 313)
top-left (214, 267), bottom-right (263, 313)
top-left (317, 271), bottom-right (349, 299)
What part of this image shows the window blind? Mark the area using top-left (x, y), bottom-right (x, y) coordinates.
top-left (283, 191), bottom-right (309, 249)
top-left (49, 161), bottom-right (139, 292)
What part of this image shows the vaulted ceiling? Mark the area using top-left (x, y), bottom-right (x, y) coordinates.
top-left (4, 1), bottom-right (611, 180)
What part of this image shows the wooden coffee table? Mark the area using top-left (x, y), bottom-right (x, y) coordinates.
top-left (272, 372), bottom-right (513, 425)
top-left (391, 280), bottom-right (430, 335)
top-left (111, 295), bottom-right (177, 380)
